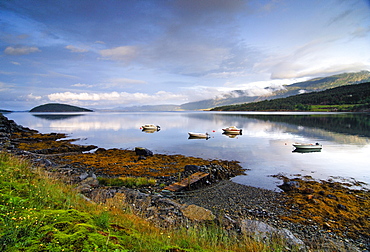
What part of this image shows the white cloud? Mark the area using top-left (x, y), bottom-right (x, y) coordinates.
top-left (109, 78), bottom-right (147, 85)
top-left (99, 46), bottom-right (138, 62)
top-left (4, 46), bottom-right (41, 55)
top-left (71, 83), bottom-right (94, 88)
top-left (65, 45), bottom-right (88, 53)
top-left (47, 91), bottom-right (186, 105)
top-left (26, 93), bottom-right (42, 100)
top-left (11, 61), bottom-right (21, 65)
top-left (35, 71), bottom-right (79, 79)
top-left (0, 81), bottom-right (13, 91)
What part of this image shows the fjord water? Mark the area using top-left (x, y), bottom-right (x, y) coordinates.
top-left (6, 112), bottom-right (370, 191)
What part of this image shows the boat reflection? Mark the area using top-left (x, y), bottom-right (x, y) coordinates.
top-left (142, 129), bottom-right (158, 133)
top-left (222, 132), bottom-right (242, 138)
top-left (32, 114), bottom-right (84, 120)
top-left (188, 136), bottom-right (211, 140)
top-left (292, 148), bottom-right (322, 153)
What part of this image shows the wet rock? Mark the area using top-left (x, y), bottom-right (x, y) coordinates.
top-left (135, 147), bottom-right (153, 157)
top-left (278, 180), bottom-right (300, 192)
top-left (318, 190), bottom-right (325, 196)
top-left (337, 204), bottom-right (347, 211)
top-left (301, 188), bottom-right (314, 194)
top-left (94, 148), bottom-right (106, 154)
top-left (327, 194), bottom-right (338, 200)
top-left (184, 165), bottom-right (200, 173)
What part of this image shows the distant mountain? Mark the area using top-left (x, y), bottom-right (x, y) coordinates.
top-left (180, 71), bottom-right (370, 110)
top-left (212, 81), bottom-right (370, 112)
top-left (0, 109), bottom-right (12, 113)
top-left (29, 103), bottom-right (93, 112)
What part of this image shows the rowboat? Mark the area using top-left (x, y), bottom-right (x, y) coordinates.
top-left (188, 132), bottom-right (210, 139)
top-left (141, 124), bottom-right (160, 131)
top-left (222, 126), bottom-right (242, 134)
top-left (292, 143), bottom-right (322, 150)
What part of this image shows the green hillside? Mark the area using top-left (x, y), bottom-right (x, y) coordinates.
top-left (182, 71), bottom-right (370, 110)
top-left (30, 103), bottom-right (93, 112)
top-left (211, 82), bottom-right (370, 112)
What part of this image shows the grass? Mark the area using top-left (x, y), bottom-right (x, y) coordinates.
top-left (0, 151), bottom-right (294, 251)
top-left (310, 104), bottom-right (356, 112)
top-left (97, 176), bottom-right (157, 188)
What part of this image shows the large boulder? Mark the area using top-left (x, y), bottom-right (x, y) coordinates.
top-left (181, 204), bottom-right (215, 221)
top-left (135, 147), bottom-right (153, 156)
top-left (240, 219), bottom-right (305, 249)
top-left (278, 180), bottom-right (300, 192)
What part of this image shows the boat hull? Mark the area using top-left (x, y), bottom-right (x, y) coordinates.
top-left (142, 125), bottom-right (160, 131)
top-left (222, 127), bottom-right (242, 135)
top-left (293, 143), bottom-right (322, 149)
top-left (188, 132), bottom-right (209, 139)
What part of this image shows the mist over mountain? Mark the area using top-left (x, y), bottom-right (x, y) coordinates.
top-left (22, 71), bottom-right (370, 113)
top-left (179, 71), bottom-right (370, 110)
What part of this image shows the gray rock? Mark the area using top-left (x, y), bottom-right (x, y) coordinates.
top-left (240, 219), bottom-right (305, 249)
top-left (278, 180), bottom-right (300, 191)
top-left (184, 165), bottom-right (200, 173)
top-left (79, 172), bottom-right (90, 181)
top-left (135, 147), bottom-right (153, 156)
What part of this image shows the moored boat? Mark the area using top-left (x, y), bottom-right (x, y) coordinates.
top-left (188, 132), bottom-right (210, 139)
top-left (292, 143), bottom-right (322, 150)
top-left (141, 124), bottom-right (160, 131)
top-left (222, 126), bottom-right (242, 134)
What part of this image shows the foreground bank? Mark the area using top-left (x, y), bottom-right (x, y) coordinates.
top-left (0, 113), bottom-right (369, 251)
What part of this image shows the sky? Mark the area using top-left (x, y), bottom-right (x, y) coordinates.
top-left (1, 0), bottom-right (370, 111)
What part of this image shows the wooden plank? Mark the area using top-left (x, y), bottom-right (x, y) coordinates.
top-left (164, 172), bottom-right (209, 192)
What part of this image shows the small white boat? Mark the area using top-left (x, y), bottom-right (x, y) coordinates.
top-left (141, 124), bottom-right (160, 131)
top-left (293, 143), bottom-right (322, 150)
top-left (188, 132), bottom-right (209, 139)
top-left (222, 126), bottom-right (242, 134)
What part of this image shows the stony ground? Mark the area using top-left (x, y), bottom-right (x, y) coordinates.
top-left (1, 113), bottom-right (369, 251)
top-left (175, 180), bottom-right (369, 251)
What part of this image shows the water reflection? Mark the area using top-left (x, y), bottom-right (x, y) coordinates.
top-left (6, 111), bottom-right (370, 190)
top-left (32, 113), bottom-right (84, 121)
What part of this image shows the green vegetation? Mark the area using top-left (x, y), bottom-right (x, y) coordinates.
top-left (212, 82), bottom-right (370, 112)
top-left (97, 176), bottom-right (157, 188)
top-left (29, 103), bottom-right (93, 112)
top-left (0, 152), bottom-right (293, 251)
top-left (182, 70), bottom-right (370, 110)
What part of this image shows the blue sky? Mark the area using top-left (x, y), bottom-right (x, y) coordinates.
top-left (1, 0), bottom-right (369, 110)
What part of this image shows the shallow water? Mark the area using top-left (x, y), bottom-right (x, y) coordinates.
top-left (6, 111), bottom-right (370, 191)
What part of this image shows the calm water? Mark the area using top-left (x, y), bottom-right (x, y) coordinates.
top-left (5, 111), bottom-right (370, 191)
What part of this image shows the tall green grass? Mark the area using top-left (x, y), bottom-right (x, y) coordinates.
top-left (0, 152), bottom-right (293, 251)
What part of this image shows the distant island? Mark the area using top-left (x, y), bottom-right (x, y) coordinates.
top-left (0, 109), bottom-right (12, 113)
top-left (29, 103), bottom-right (93, 112)
top-left (211, 82), bottom-right (370, 112)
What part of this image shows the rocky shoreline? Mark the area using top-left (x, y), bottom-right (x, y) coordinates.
top-left (1, 113), bottom-right (369, 251)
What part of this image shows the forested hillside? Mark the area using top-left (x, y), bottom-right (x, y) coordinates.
top-left (181, 71), bottom-right (370, 110)
top-left (211, 82), bottom-right (370, 112)
top-left (29, 103), bottom-right (93, 112)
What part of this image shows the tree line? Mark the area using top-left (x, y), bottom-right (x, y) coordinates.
top-left (211, 82), bottom-right (370, 112)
